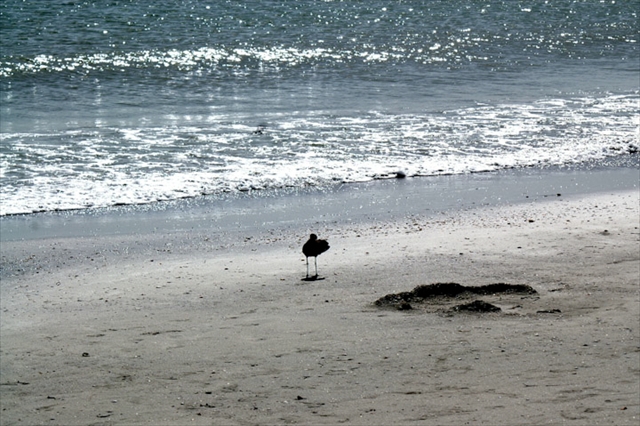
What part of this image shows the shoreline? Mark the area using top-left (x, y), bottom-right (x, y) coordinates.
top-left (1, 158), bottom-right (638, 241)
top-left (1, 183), bottom-right (639, 424)
top-left (1, 162), bottom-right (637, 281)
top-left (0, 162), bottom-right (637, 282)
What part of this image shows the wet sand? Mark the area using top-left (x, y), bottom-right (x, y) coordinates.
top-left (1, 178), bottom-right (639, 424)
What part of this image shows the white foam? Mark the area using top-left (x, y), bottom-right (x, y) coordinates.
top-left (1, 93), bottom-right (637, 215)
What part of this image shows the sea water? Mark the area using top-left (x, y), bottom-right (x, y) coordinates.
top-left (1, 0), bottom-right (638, 216)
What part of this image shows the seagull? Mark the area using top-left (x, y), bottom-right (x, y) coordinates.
top-left (302, 234), bottom-right (330, 279)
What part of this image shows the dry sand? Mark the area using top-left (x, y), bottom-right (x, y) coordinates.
top-left (1, 189), bottom-right (639, 425)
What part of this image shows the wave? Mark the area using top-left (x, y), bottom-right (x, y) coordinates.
top-left (1, 93), bottom-right (637, 216)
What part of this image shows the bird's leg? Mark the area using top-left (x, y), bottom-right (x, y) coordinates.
top-left (314, 257), bottom-right (318, 277)
top-left (306, 257), bottom-right (310, 278)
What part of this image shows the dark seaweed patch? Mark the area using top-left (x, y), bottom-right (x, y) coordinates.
top-left (375, 282), bottom-right (537, 310)
top-left (451, 300), bottom-right (501, 313)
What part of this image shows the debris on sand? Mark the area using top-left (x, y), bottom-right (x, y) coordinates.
top-left (375, 282), bottom-right (536, 306)
top-left (374, 282), bottom-right (537, 313)
top-left (396, 302), bottom-right (413, 311)
top-left (451, 300), bottom-right (501, 313)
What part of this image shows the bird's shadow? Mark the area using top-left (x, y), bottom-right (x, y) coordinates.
top-left (301, 276), bottom-right (326, 282)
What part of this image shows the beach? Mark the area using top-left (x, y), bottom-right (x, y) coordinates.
top-left (2, 2), bottom-right (639, 424)
top-left (1, 171), bottom-right (638, 425)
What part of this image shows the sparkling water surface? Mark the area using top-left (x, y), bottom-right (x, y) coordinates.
top-left (1, 0), bottom-right (638, 215)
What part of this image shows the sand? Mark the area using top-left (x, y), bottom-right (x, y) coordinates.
top-left (1, 188), bottom-right (639, 425)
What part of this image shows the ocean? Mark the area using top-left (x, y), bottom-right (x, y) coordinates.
top-left (1, 0), bottom-right (638, 216)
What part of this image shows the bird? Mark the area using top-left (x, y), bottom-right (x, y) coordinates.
top-left (302, 234), bottom-right (330, 279)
